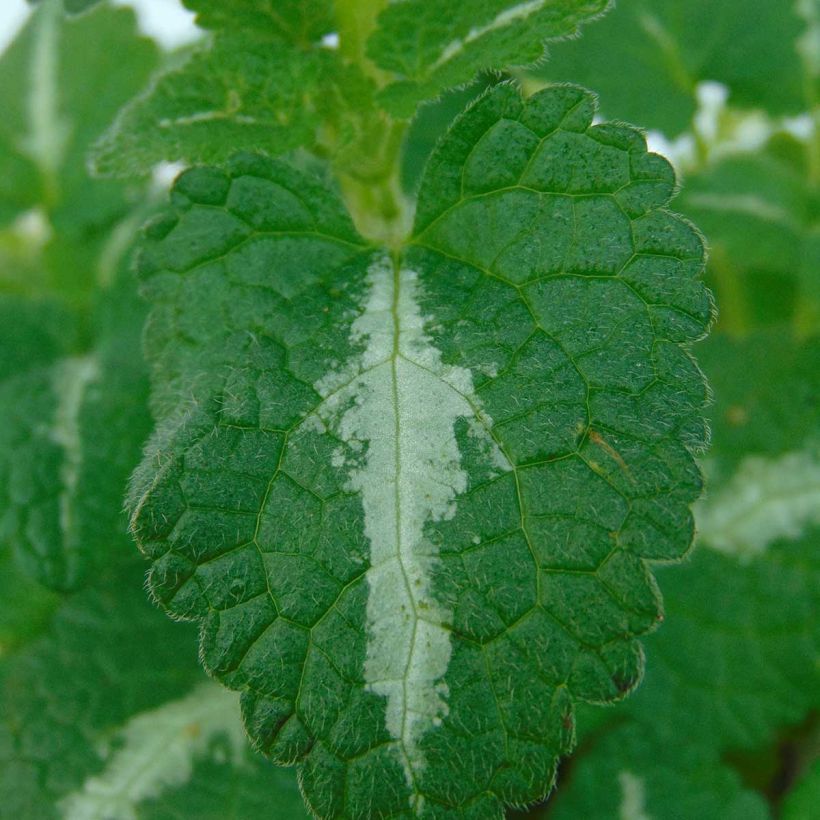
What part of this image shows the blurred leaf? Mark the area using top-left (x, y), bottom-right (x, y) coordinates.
top-left (181, 0), bottom-right (334, 44)
top-left (783, 757), bottom-right (820, 820)
top-left (534, 0), bottom-right (808, 135)
top-left (677, 145), bottom-right (820, 332)
top-left (697, 331), bottom-right (820, 470)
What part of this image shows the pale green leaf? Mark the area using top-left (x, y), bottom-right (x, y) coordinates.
top-left (129, 83), bottom-right (710, 817)
top-left (367, 0), bottom-right (612, 116)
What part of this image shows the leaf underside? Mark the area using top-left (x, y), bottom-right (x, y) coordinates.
top-left (130, 83), bottom-right (710, 818)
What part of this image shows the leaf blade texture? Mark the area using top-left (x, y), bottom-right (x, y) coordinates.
top-left (130, 83), bottom-right (711, 817)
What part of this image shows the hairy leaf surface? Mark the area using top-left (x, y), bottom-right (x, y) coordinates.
top-left (130, 83), bottom-right (710, 817)
top-left (537, 324), bottom-right (820, 819)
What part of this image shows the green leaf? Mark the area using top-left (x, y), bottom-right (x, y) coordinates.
top-left (539, 319), bottom-right (820, 818)
top-left (0, 295), bottom-right (78, 382)
top-left (181, 0), bottom-right (335, 44)
top-left (676, 146), bottom-right (820, 332)
top-left (129, 83), bottom-right (710, 817)
top-left (28, 0), bottom-right (104, 15)
top-left (92, 34), bottom-right (332, 177)
top-left (367, 0), bottom-right (612, 116)
top-left (633, 536), bottom-right (820, 753)
top-left (135, 738), bottom-right (310, 820)
top-left (0, 2), bottom-right (158, 221)
top-left (0, 558), bottom-right (200, 818)
top-left (59, 682), bottom-right (308, 820)
top-left (0, 552), bottom-right (307, 819)
top-left (697, 331), bottom-right (820, 472)
top-left (543, 723), bottom-right (769, 820)
top-left (541, 532), bottom-right (820, 820)
top-left (534, 0), bottom-right (808, 135)
top-left (0, 279), bottom-right (153, 591)
top-left (783, 758), bottom-right (820, 820)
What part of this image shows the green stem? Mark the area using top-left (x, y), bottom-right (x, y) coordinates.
top-left (333, 0), bottom-right (389, 82)
top-left (337, 118), bottom-right (412, 249)
top-left (330, 0), bottom-right (411, 247)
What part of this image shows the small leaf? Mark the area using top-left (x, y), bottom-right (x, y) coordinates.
top-left (92, 34), bottom-right (331, 177)
top-left (367, 0), bottom-right (612, 116)
top-left (130, 84), bottom-right (711, 817)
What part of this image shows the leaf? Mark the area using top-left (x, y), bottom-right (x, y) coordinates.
top-left (0, 553), bottom-right (307, 819)
top-left (0, 3), bottom-right (158, 223)
top-left (0, 278), bottom-right (153, 591)
top-left (0, 295), bottom-right (78, 382)
top-left (534, 0), bottom-right (809, 135)
top-left (367, 0), bottom-right (612, 116)
top-left (0, 558), bottom-right (200, 818)
top-left (28, 0), bottom-right (104, 15)
top-left (543, 724), bottom-right (769, 820)
top-left (129, 83), bottom-right (710, 817)
top-left (632, 535), bottom-right (820, 752)
top-left (783, 758), bottom-right (820, 820)
top-left (538, 319), bottom-right (820, 817)
top-left (695, 448), bottom-right (820, 559)
top-left (92, 33), bottom-right (339, 178)
top-left (59, 682), bottom-right (308, 820)
top-left (540, 532), bottom-right (820, 820)
top-left (181, 0), bottom-right (335, 45)
top-left (676, 145), bottom-right (820, 332)
top-left (134, 736), bottom-right (310, 820)
top-left (697, 331), bottom-right (820, 472)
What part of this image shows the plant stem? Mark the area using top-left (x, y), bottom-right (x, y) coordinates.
top-left (331, 0), bottom-right (412, 247)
